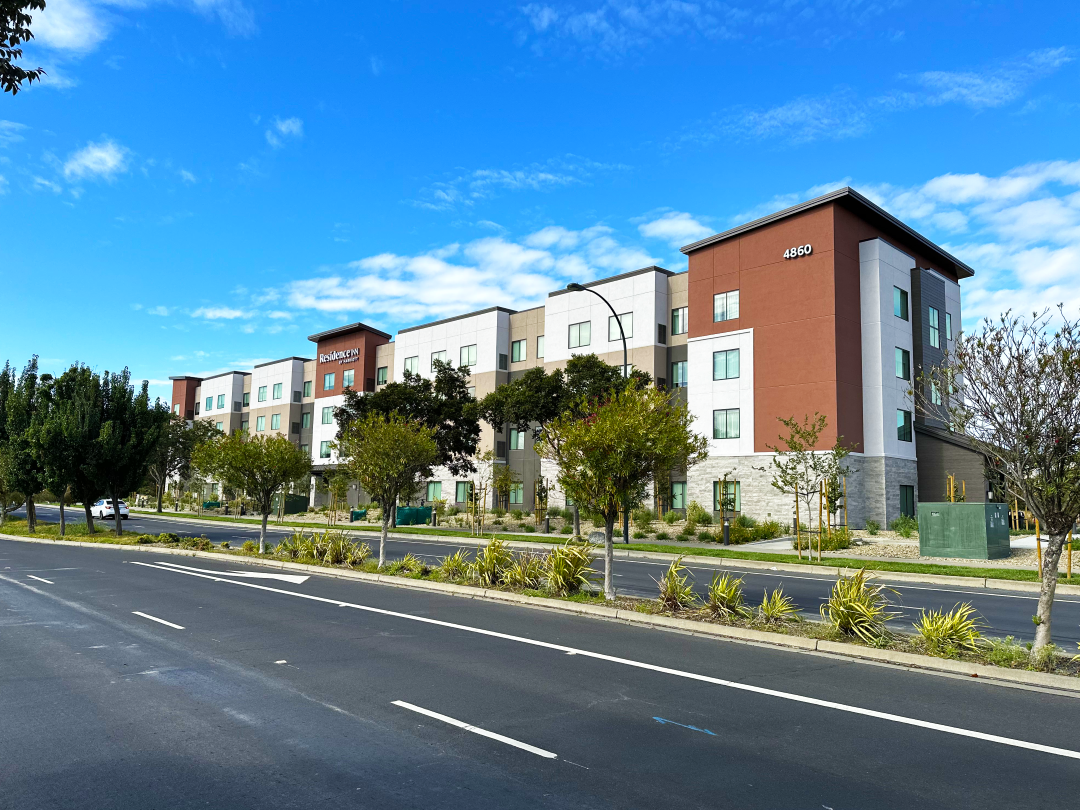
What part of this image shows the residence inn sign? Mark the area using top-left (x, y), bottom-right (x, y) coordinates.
top-left (319, 348), bottom-right (360, 365)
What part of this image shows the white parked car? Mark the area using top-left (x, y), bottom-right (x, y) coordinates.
top-left (92, 499), bottom-right (130, 520)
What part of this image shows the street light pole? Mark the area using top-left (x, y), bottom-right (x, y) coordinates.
top-left (566, 282), bottom-right (630, 545)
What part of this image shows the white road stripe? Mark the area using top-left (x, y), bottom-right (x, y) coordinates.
top-left (129, 560), bottom-right (1080, 761)
top-left (131, 610), bottom-right (185, 629)
top-left (391, 700), bottom-right (557, 758)
top-left (27, 574), bottom-right (54, 584)
top-left (152, 560), bottom-right (310, 585)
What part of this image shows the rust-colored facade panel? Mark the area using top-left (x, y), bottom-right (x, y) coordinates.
top-left (833, 204), bottom-right (959, 283)
top-left (314, 328), bottom-right (390, 398)
top-left (170, 377), bottom-right (199, 420)
top-left (737, 207), bottom-right (834, 273)
top-left (754, 381), bottom-right (840, 450)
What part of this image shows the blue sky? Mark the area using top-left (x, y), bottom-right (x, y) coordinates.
top-left (2, 0), bottom-right (1079, 403)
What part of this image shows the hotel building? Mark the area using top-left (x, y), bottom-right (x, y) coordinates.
top-left (169, 188), bottom-right (986, 526)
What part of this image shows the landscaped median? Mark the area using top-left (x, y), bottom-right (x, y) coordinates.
top-left (4, 523), bottom-right (1079, 691)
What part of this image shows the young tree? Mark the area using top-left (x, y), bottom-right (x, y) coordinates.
top-left (490, 462), bottom-right (521, 511)
top-left (337, 412), bottom-right (438, 567)
top-left (193, 432), bottom-right (312, 553)
top-left (0, 358), bottom-right (46, 532)
top-left (537, 384), bottom-right (708, 599)
top-left (335, 360), bottom-right (479, 476)
top-left (1, 0), bottom-right (45, 95)
top-left (146, 415), bottom-right (217, 513)
top-left (923, 308), bottom-right (1080, 651)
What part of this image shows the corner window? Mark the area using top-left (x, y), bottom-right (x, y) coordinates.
top-left (712, 349), bottom-right (740, 380)
top-left (376, 366), bottom-right (388, 385)
top-left (323, 372), bottom-right (335, 391)
top-left (256, 415), bottom-right (266, 432)
top-left (713, 290), bottom-right (740, 323)
top-left (319, 441), bottom-right (331, 459)
top-left (257, 386), bottom-right (267, 402)
top-left (893, 287), bottom-right (909, 321)
top-left (431, 350), bottom-right (446, 370)
top-left (243, 392), bottom-right (250, 407)
top-left (568, 321), bottom-right (591, 349)
top-left (929, 307), bottom-right (940, 349)
top-left (270, 413), bottom-right (281, 430)
top-left (459, 345), bottom-right (477, 367)
top-left (713, 408), bottom-right (740, 439)
top-left (895, 347), bottom-right (910, 381)
top-left (670, 360), bottom-right (687, 388)
top-left (609, 312), bottom-right (633, 341)
top-left (511, 339), bottom-right (526, 363)
top-left (205, 396), bottom-right (213, 411)
top-left (216, 394), bottom-right (225, 409)
top-left (536, 335), bottom-right (545, 359)
top-left (303, 380), bottom-right (312, 397)
top-left (670, 482), bottom-right (686, 510)
top-left (302, 411), bottom-right (312, 429)
top-left (509, 428), bottom-right (525, 450)
top-left (671, 306), bottom-right (688, 336)
top-left (343, 369), bottom-right (354, 389)
top-left (321, 406), bottom-right (334, 425)
top-left (272, 383), bottom-right (282, 400)
top-left (897, 409), bottom-right (912, 442)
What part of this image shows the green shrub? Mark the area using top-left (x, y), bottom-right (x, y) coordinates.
top-left (134, 534), bottom-right (156, 544)
top-left (890, 515), bottom-right (919, 538)
top-left (864, 519), bottom-right (880, 535)
top-left (632, 530), bottom-right (646, 539)
top-left (191, 536), bottom-right (212, 551)
top-left (503, 552), bottom-right (545, 589)
top-left (1030, 643), bottom-right (1061, 672)
top-left (984, 636), bottom-right (1030, 668)
top-left (438, 549), bottom-right (471, 581)
top-left (492, 507), bottom-right (506, 518)
top-left (242, 540), bottom-right (258, 553)
top-left (543, 542), bottom-right (598, 595)
top-left (793, 527), bottom-right (853, 552)
top-left (697, 530), bottom-right (712, 541)
top-left (326, 536), bottom-right (371, 567)
top-left (386, 552), bottom-right (428, 576)
top-left (686, 500), bottom-right (709, 524)
top-left (758, 588), bottom-right (798, 624)
top-left (510, 509), bottom-right (523, 521)
top-left (663, 510), bottom-right (679, 525)
top-left (728, 523), bottom-right (754, 544)
top-left (734, 514), bottom-right (757, 529)
top-left (655, 531), bottom-right (670, 541)
top-left (560, 507), bottom-right (576, 521)
top-left (685, 520), bottom-right (697, 536)
top-left (613, 528), bottom-right (622, 538)
top-left (754, 520), bottom-right (784, 540)
top-left (522, 524), bottom-right (536, 533)
top-left (471, 538), bottom-right (513, 586)
top-left (675, 533), bottom-right (691, 542)
top-left (632, 507), bottom-right (655, 526)
top-left (821, 569), bottom-right (897, 643)
top-left (157, 532), bottom-right (180, 544)
top-left (914, 602), bottom-right (984, 656)
top-left (219, 541), bottom-right (230, 549)
top-left (656, 557), bottom-right (697, 611)
top-left (706, 573), bottom-right (751, 619)
top-left (559, 525), bottom-right (573, 534)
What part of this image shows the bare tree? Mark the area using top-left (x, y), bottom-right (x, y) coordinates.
top-left (922, 308), bottom-right (1080, 651)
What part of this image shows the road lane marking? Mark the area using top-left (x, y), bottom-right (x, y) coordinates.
top-left (129, 560), bottom-right (1080, 761)
top-left (132, 611), bottom-right (185, 629)
top-left (391, 700), bottom-right (557, 758)
top-left (151, 560), bottom-right (310, 585)
top-left (27, 575), bottom-right (54, 584)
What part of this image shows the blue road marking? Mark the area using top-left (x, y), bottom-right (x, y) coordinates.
top-left (653, 717), bottom-right (716, 736)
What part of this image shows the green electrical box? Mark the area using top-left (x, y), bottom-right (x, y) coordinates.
top-left (918, 502), bottom-right (1010, 560)
top-left (395, 506), bottom-right (432, 526)
top-left (271, 493), bottom-right (310, 515)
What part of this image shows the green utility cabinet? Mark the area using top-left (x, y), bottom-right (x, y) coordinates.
top-left (271, 493), bottom-right (310, 515)
top-left (350, 509), bottom-right (368, 522)
top-left (918, 502), bottom-right (1010, 560)
top-left (395, 506), bottom-right (432, 526)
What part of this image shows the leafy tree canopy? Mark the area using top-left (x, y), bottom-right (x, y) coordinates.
top-left (1, 1), bottom-right (45, 95)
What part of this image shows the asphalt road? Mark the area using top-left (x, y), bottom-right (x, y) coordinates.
top-left (1, 537), bottom-right (1078, 809)
top-left (25, 504), bottom-right (1080, 648)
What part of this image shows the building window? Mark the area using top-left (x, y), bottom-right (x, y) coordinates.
top-left (256, 415), bottom-right (266, 432)
top-left (401, 357), bottom-right (417, 375)
top-left (272, 383), bottom-right (282, 400)
top-left (509, 483), bottom-right (524, 505)
top-left (713, 408), bottom-right (740, 439)
top-left (459, 345), bottom-right (477, 367)
top-left (303, 380), bottom-right (312, 397)
top-left (323, 372), bottom-right (335, 391)
top-left (258, 386), bottom-right (267, 402)
top-left (496, 440), bottom-right (506, 458)
top-left (431, 350), bottom-right (447, 370)
top-left (511, 339), bottom-right (526, 363)
top-left (657, 324), bottom-right (667, 345)
top-left (234, 401), bottom-right (242, 412)
top-left (671, 360), bottom-right (687, 388)
top-left (509, 428), bottom-right (525, 450)
top-left (893, 287), bottom-right (909, 321)
top-left (300, 444), bottom-right (309, 455)
top-left (243, 392), bottom-right (250, 407)
top-left (499, 353), bottom-right (508, 371)
top-left (609, 312), bottom-right (633, 341)
top-left (319, 441), bottom-right (331, 459)
top-left (292, 390), bottom-right (301, 403)
top-left (900, 485), bottom-right (915, 517)
top-left (321, 406), bottom-right (334, 425)
top-left (945, 312), bottom-right (953, 342)
top-left (897, 409), bottom-right (912, 442)
top-left (713, 480), bottom-right (741, 512)
top-left (671, 306), bottom-right (688, 336)
top-left (216, 394), bottom-right (225, 409)
top-left (713, 290), bottom-right (740, 323)
top-left (376, 366), bottom-right (388, 385)
top-left (302, 411), bottom-right (312, 429)
top-left (194, 402), bottom-right (200, 415)
top-left (536, 335), bottom-right (545, 359)
top-left (290, 421), bottom-right (300, 435)
top-left (568, 321), bottom-right (591, 349)
top-left (930, 381), bottom-right (943, 405)
top-left (241, 420), bottom-right (249, 432)
top-left (216, 421), bottom-right (223, 431)
top-left (205, 396), bottom-right (213, 411)
top-left (466, 386), bottom-right (476, 397)
top-left (895, 347), bottom-right (910, 381)
top-left (712, 349), bottom-right (740, 380)
top-left (270, 413), bottom-right (281, 431)
top-left (670, 482), bottom-right (686, 510)
top-left (455, 481), bottom-right (470, 503)
top-left (343, 369), bottom-right (354, 389)
top-left (929, 307), bottom-right (940, 349)
top-left (174, 403), bottom-right (180, 415)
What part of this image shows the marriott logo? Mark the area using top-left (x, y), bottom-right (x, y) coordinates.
top-left (320, 348), bottom-right (360, 364)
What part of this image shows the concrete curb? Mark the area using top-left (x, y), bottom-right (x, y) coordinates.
top-left (5, 532), bottom-right (1079, 693)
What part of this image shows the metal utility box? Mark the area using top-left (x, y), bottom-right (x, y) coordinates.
top-left (350, 509), bottom-right (368, 522)
top-left (271, 493), bottom-right (310, 515)
top-left (918, 502), bottom-right (1010, 560)
top-left (395, 506), bottom-right (432, 526)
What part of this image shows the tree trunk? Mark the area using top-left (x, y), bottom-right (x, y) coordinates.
top-left (27, 495), bottom-right (36, 533)
top-left (84, 501), bottom-right (95, 534)
top-left (572, 504), bottom-right (580, 538)
top-left (380, 507), bottom-right (390, 568)
top-left (259, 512), bottom-right (268, 554)
top-left (58, 492), bottom-right (66, 538)
top-left (1033, 532), bottom-right (1066, 649)
top-left (156, 480), bottom-right (164, 514)
top-left (623, 502), bottom-right (630, 546)
top-left (603, 514), bottom-right (615, 601)
top-left (111, 490), bottom-right (123, 537)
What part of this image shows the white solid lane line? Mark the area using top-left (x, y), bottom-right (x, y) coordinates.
top-left (392, 700), bottom-right (558, 759)
top-left (129, 560), bottom-right (1080, 761)
top-left (151, 560), bottom-right (310, 585)
top-left (131, 611), bottom-right (185, 630)
top-left (27, 574), bottom-right (54, 584)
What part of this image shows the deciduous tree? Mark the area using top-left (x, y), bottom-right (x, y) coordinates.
top-left (0, 358), bottom-right (46, 532)
top-left (146, 415), bottom-right (217, 514)
top-left (1, 0), bottom-right (45, 95)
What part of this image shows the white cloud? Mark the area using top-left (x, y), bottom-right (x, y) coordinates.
top-left (638, 211), bottom-right (713, 246)
top-left (0, 175), bottom-right (6, 194)
top-left (148, 305), bottom-right (171, 316)
top-left (190, 0), bottom-right (258, 37)
top-left (62, 139), bottom-right (129, 181)
top-left (33, 176), bottom-right (63, 193)
top-left (905, 47), bottom-right (1073, 110)
top-left (286, 224), bottom-right (659, 324)
top-left (179, 169), bottom-right (197, 184)
top-left (32, 0), bottom-right (109, 52)
top-left (267, 310), bottom-right (292, 319)
top-left (266, 116), bottom-right (303, 148)
top-left (191, 306), bottom-right (253, 319)
top-left (0, 120), bottom-right (27, 147)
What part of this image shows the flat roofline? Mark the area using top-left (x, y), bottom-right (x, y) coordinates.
top-left (199, 370), bottom-right (250, 383)
top-left (168, 376), bottom-right (200, 381)
top-left (398, 306), bottom-right (517, 335)
top-left (547, 265), bottom-right (673, 298)
top-left (680, 187), bottom-right (975, 279)
top-left (253, 356), bottom-right (312, 369)
top-left (307, 321), bottom-right (393, 342)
